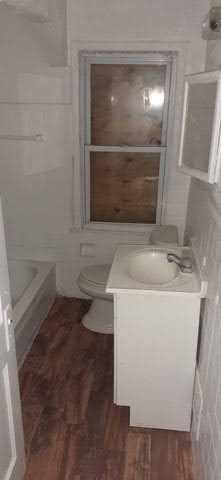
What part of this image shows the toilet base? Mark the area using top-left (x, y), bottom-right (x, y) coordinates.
top-left (82, 298), bottom-right (113, 334)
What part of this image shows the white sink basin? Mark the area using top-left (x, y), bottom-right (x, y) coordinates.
top-left (127, 249), bottom-right (179, 285)
top-left (107, 245), bottom-right (202, 296)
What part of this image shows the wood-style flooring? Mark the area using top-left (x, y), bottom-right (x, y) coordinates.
top-left (19, 297), bottom-right (195, 480)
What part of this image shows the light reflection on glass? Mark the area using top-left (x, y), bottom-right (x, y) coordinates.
top-left (141, 87), bottom-right (165, 110)
top-left (141, 88), bottom-right (149, 111)
top-left (149, 88), bottom-right (165, 108)
top-left (110, 95), bottom-right (118, 105)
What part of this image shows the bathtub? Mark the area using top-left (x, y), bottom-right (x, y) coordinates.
top-left (9, 259), bottom-right (56, 367)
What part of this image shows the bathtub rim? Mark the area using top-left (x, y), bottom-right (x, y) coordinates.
top-left (10, 259), bottom-right (56, 329)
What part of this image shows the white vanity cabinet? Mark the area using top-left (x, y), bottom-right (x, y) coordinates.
top-left (113, 291), bottom-right (201, 431)
top-left (107, 244), bottom-right (203, 432)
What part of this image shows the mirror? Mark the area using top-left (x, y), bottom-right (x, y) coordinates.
top-left (178, 71), bottom-right (221, 183)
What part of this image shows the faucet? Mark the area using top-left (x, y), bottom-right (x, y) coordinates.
top-left (167, 253), bottom-right (193, 273)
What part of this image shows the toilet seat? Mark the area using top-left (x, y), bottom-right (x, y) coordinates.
top-left (80, 264), bottom-right (111, 286)
top-left (78, 264), bottom-right (112, 301)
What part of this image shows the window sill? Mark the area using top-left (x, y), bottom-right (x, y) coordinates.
top-left (82, 221), bottom-right (157, 234)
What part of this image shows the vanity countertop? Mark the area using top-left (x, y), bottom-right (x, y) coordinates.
top-left (106, 244), bottom-right (203, 296)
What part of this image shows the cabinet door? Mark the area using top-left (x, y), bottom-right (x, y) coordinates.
top-left (178, 70), bottom-right (221, 183)
top-left (115, 292), bottom-right (200, 431)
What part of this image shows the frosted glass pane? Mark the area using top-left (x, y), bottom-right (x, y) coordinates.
top-left (91, 64), bottom-right (166, 146)
top-left (90, 152), bottom-right (160, 223)
top-left (182, 82), bottom-right (217, 173)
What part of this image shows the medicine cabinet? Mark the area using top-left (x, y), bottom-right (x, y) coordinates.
top-left (178, 71), bottom-right (221, 183)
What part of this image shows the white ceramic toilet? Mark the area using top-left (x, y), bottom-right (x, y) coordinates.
top-left (78, 264), bottom-right (113, 334)
top-left (78, 225), bottom-right (178, 334)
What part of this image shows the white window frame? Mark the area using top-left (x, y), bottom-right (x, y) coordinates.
top-left (78, 50), bottom-right (177, 232)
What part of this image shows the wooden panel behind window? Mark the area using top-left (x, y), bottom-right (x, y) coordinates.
top-left (90, 152), bottom-right (160, 223)
top-left (91, 64), bottom-right (166, 146)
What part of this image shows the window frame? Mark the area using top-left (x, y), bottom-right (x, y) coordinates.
top-left (80, 51), bottom-right (175, 231)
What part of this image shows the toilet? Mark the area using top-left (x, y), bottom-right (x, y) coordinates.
top-left (78, 264), bottom-right (113, 334)
top-left (78, 225), bottom-right (178, 334)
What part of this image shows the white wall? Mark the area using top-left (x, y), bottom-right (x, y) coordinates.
top-left (186, 2), bottom-right (221, 478)
top-left (0, 0), bottom-right (210, 297)
top-left (66, 0), bottom-right (209, 295)
top-left (187, 181), bottom-right (221, 480)
top-left (0, 70), bottom-right (73, 288)
top-left (1, 0), bottom-right (49, 19)
top-left (68, 0), bottom-right (208, 47)
top-left (206, 0), bottom-right (221, 71)
top-left (0, 0), bottom-right (67, 70)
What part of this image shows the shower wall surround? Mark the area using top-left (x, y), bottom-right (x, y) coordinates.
top-left (0, 69), bottom-right (72, 294)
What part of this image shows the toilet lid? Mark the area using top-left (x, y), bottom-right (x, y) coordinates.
top-left (80, 264), bottom-right (111, 286)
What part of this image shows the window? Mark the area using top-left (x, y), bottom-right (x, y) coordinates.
top-left (80, 52), bottom-right (174, 230)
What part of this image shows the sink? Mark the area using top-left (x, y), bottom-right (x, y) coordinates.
top-left (127, 249), bottom-right (179, 285)
top-left (106, 244), bottom-right (201, 295)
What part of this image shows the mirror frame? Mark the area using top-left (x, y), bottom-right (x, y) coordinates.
top-left (178, 71), bottom-right (221, 184)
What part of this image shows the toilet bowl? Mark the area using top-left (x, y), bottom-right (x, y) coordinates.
top-left (78, 225), bottom-right (178, 334)
top-left (78, 264), bottom-right (113, 334)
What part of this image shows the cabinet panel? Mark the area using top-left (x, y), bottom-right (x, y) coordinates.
top-left (115, 362), bottom-right (131, 406)
top-left (115, 292), bottom-right (200, 431)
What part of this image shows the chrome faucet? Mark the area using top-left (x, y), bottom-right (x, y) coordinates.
top-left (167, 253), bottom-right (193, 273)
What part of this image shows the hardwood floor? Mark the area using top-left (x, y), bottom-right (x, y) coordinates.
top-left (19, 297), bottom-right (195, 480)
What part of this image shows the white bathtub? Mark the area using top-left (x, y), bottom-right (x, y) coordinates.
top-left (9, 260), bottom-right (56, 367)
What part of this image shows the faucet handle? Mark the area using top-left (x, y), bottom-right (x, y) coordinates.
top-left (180, 257), bottom-right (193, 273)
top-left (182, 257), bottom-right (192, 267)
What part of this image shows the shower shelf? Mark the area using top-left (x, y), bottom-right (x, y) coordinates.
top-left (0, 134), bottom-right (44, 141)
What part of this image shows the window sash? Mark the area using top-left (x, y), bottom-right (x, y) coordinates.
top-left (80, 52), bottom-right (173, 229)
top-left (83, 55), bottom-right (172, 148)
top-left (84, 148), bottom-right (166, 228)
top-left (85, 145), bottom-right (166, 153)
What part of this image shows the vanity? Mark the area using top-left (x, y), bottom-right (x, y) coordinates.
top-left (106, 244), bottom-right (204, 432)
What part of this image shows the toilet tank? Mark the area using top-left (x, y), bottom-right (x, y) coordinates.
top-left (149, 225), bottom-right (178, 245)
